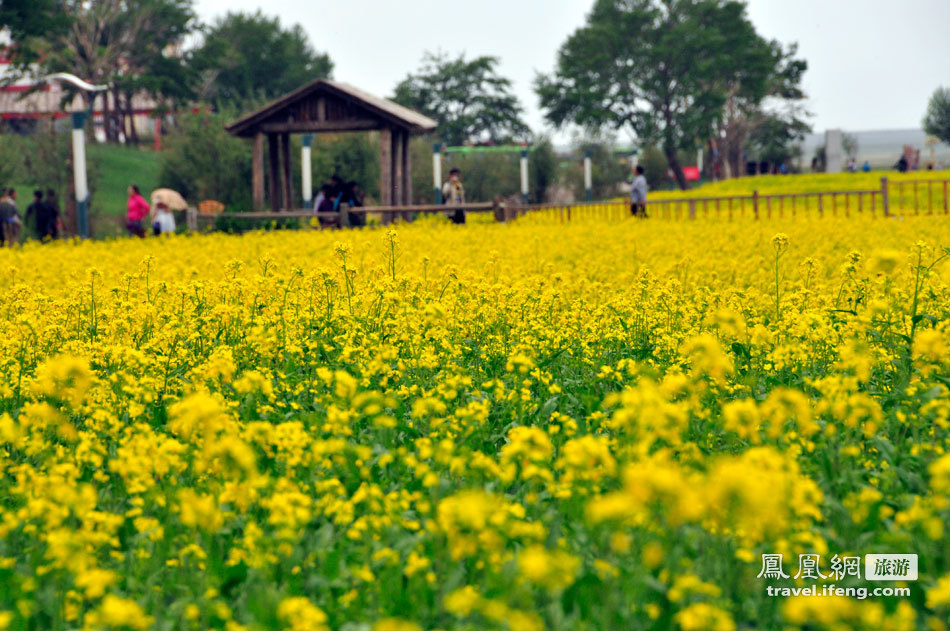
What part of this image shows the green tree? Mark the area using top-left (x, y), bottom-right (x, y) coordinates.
top-left (715, 43), bottom-right (809, 178)
top-left (537, 0), bottom-right (793, 189)
top-left (0, 0), bottom-right (71, 68)
top-left (923, 87), bottom-right (950, 145)
top-left (193, 11), bottom-right (333, 108)
top-left (748, 111), bottom-right (811, 168)
top-left (393, 52), bottom-right (530, 146)
top-left (159, 109), bottom-right (254, 210)
top-left (114, 0), bottom-right (198, 136)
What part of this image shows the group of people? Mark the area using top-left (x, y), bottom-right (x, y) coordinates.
top-left (313, 175), bottom-right (367, 228)
top-left (125, 185), bottom-right (176, 237)
top-left (312, 168), bottom-right (470, 228)
top-left (0, 188), bottom-right (62, 245)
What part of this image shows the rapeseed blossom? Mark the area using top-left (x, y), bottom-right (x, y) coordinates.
top-left (0, 213), bottom-right (947, 630)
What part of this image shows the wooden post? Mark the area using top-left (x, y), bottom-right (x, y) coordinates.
top-left (752, 190), bottom-right (759, 220)
top-left (928, 182), bottom-right (933, 214)
top-left (818, 193), bottom-right (823, 216)
top-left (280, 133), bottom-right (293, 210)
top-left (689, 200), bottom-right (696, 219)
top-left (881, 177), bottom-right (890, 217)
top-left (186, 207), bottom-right (197, 232)
top-left (766, 196), bottom-right (771, 218)
top-left (393, 130), bottom-right (405, 207)
top-left (153, 117), bottom-right (162, 153)
top-left (403, 132), bottom-right (413, 207)
top-left (944, 181), bottom-right (949, 214)
top-left (379, 127), bottom-right (393, 216)
top-left (252, 133), bottom-right (265, 211)
top-left (267, 134), bottom-right (280, 212)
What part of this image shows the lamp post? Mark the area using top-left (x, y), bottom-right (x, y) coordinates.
top-left (38, 73), bottom-right (109, 239)
top-left (301, 134), bottom-right (314, 207)
top-left (584, 150), bottom-right (592, 202)
top-left (520, 149), bottom-right (529, 205)
top-left (432, 143), bottom-right (443, 204)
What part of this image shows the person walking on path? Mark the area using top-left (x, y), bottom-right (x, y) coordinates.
top-left (630, 165), bottom-right (648, 217)
top-left (442, 168), bottom-right (466, 224)
top-left (126, 185), bottom-right (149, 238)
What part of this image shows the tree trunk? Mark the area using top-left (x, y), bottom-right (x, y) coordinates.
top-left (102, 91), bottom-right (114, 142)
top-left (126, 91), bottom-right (140, 145)
top-left (665, 146), bottom-right (689, 190)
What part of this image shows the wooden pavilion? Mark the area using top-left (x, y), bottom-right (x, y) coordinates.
top-left (226, 80), bottom-right (437, 211)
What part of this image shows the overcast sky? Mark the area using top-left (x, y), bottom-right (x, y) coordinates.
top-left (194, 0), bottom-right (950, 142)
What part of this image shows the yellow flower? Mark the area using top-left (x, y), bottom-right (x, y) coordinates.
top-left (277, 597), bottom-right (328, 631)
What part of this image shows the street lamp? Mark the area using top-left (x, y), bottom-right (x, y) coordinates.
top-left (37, 72), bottom-right (109, 239)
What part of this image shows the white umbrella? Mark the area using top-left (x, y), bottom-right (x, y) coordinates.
top-left (150, 188), bottom-right (188, 211)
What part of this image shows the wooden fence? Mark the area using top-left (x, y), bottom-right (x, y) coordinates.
top-left (188, 176), bottom-right (950, 231)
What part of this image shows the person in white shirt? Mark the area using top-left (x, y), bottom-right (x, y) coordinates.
top-left (630, 165), bottom-right (648, 217)
top-left (442, 168), bottom-right (466, 224)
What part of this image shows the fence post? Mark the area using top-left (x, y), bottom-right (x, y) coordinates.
top-left (689, 200), bottom-right (696, 219)
top-left (881, 176), bottom-right (890, 217)
top-left (752, 190), bottom-right (759, 220)
top-left (944, 181), bottom-right (948, 214)
top-left (186, 207), bottom-right (197, 233)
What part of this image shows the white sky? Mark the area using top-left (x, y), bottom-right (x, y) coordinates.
top-left (194, 0), bottom-right (950, 142)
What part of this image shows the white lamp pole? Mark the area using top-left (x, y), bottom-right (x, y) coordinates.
top-left (432, 143), bottom-right (443, 203)
top-left (301, 134), bottom-right (314, 207)
top-left (39, 73), bottom-right (109, 239)
top-left (584, 150), bottom-right (592, 202)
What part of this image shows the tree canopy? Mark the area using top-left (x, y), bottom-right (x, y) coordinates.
top-left (393, 52), bottom-right (530, 146)
top-left (192, 11), bottom-right (333, 108)
top-left (923, 87), bottom-right (950, 145)
top-left (537, 0), bottom-right (805, 188)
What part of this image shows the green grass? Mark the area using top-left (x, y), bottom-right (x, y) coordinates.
top-left (87, 144), bottom-right (163, 238)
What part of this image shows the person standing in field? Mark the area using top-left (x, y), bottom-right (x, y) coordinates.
top-left (0, 188), bottom-right (22, 245)
top-left (630, 165), bottom-right (648, 217)
top-left (26, 190), bottom-right (45, 239)
top-left (442, 168), bottom-right (466, 224)
top-left (44, 189), bottom-right (62, 239)
top-left (126, 184), bottom-right (149, 238)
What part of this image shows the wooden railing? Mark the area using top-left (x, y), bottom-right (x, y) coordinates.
top-left (187, 176), bottom-right (950, 230)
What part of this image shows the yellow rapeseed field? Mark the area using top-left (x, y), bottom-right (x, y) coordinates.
top-left (1, 212), bottom-right (949, 631)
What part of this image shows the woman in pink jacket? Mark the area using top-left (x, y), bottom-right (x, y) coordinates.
top-left (126, 185), bottom-right (149, 238)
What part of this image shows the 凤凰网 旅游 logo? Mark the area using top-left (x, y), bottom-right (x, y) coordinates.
top-left (757, 553), bottom-right (918, 582)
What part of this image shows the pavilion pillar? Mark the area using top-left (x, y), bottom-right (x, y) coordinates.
top-left (403, 132), bottom-right (413, 207)
top-left (267, 133), bottom-right (280, 212)
top-left (280, 132), bottom-right (293, 210)
top-left (394, 130), bottom-right (405, 206)
top-left (252, 132), bottom-right (265, 211)
top-left (379, 127), bottom-right (393, 223)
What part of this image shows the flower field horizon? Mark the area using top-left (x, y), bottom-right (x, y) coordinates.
top-left (1, 214), bottom-right (950, 630)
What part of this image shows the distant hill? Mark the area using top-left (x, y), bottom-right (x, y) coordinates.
top-left (800, 129), bottom-right (950, 168)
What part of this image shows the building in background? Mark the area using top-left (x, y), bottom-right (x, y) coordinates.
top-left (0, 29), bottom-right (160, 142)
